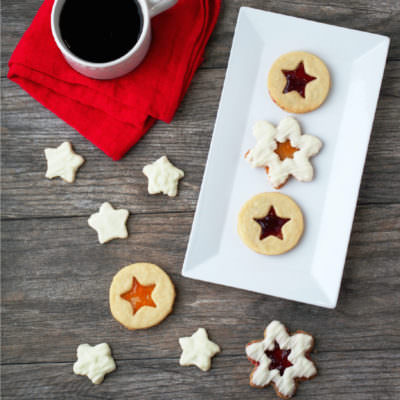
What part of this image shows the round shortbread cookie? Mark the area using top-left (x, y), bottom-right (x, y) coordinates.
top-left (268, 51), bottom-right (330, 113)
top-left (109, 263), bottom-right (175, 330)
top-left (238, 193), bottom-right (304, 255)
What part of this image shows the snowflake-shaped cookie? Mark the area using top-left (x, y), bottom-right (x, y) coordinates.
top-left (245, 117), bottom-right (322, 188)
top-left (44, 141), bottom-right (85, 183)
top-left (88, 202), bottom-right (129, 244)
top-left (179, 328), bottom-right (220, 371)
top-left (143, 156), bottom-right (184, 197)
top-left (246, 321), bottom-right (317, 399)
top-left (73, 343), bottom-right (116, 384)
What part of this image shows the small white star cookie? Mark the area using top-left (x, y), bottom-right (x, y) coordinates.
top-left (88, 202), bottom-right (129, 244)
top-left (143, 156), bottom-right (184, 197)
top-left (179, 328), bottom-right (220, 371)
top-left (245, 117), bottom-right (322, 188)
top-left (44, 141), bottom-right (85, 183)
top-left (73, 343), bottom-right (116, 384)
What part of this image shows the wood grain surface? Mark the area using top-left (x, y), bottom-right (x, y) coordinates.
top-left (1, 0), bottom-right (400, 399)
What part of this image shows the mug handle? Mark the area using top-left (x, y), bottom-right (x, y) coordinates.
top-left (146, 0), bottom-right (178, 18)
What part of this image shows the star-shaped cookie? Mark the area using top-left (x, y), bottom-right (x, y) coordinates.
top-left (143, 156), bottom-right (184, 197)
top-left (73, 343), bottom-right (116, 384)
top-left (88, 202), bottom-right (129, 244)
top-left (179, 328), bottom-right (220, 371)
top-left (44, 141), bottom-right (85, 183)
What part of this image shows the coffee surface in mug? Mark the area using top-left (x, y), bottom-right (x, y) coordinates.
top-left (60, 0), bottom-right (143, 63)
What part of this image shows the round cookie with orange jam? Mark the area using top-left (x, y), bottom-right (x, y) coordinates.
top-left (109, 263), bottom-right (175, 330)
top-left (268, 51), bottom-right (330, 113)
top-left (238, 193), bottom-right (304, 255)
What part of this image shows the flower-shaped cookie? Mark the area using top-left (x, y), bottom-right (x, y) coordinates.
top-left (245, 117), bottom-right (322, 188)
top-left (246, 321), bottom-right (317, 399)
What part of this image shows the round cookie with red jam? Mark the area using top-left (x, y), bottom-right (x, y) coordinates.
top-left (237, 193), bottom-right (304, 255)
top-left (268, 51), bottom-right (330, 113)
top-left (246, 320), bottom-right (317, 399)
top-left (109, 263), bottom-right (175, 330)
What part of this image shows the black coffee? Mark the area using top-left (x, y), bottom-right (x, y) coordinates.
top-left (59, 0), bottom-right (143, 63)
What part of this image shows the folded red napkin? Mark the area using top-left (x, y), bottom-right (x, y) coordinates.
top-left (8, 0), bottom-right (221, 160)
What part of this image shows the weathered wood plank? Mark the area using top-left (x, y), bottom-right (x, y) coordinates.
top-left (2, 0), bottom-right (400, 73)
top-left (1, 65), bottom-right (400, 219)
top-left (2, 0), bottom-right (400, 218)
top-left (205, 0), bottom-right (400, 67)
top-left (2, 351), bottom-right (400, 400)
top-left (0, 67), bottom-right (220, 218)
top-left (2, 206), bottom-right (399, 366)
top-left (2, 0), bottom-right (400, 399)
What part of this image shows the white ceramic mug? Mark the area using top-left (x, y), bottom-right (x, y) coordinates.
top-left (51, 0), bottom-right (177, 80)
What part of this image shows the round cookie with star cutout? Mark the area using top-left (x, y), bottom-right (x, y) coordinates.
top-left (238, 193), bottom-right (304, 255)
top-left (268, 51), bottom-right (330, 113)
top-left (109, 263), bottom-right (175, 330)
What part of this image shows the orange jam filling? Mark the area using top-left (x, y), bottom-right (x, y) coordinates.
top-left (120, 277), bottom-right (156, 314)
top-left (274, 140), bottom-right (299, 161)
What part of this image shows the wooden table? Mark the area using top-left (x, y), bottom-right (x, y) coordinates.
top-left (2, 1), bottom-right (400, 398)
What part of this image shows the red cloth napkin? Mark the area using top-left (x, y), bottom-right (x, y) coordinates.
top-left (8, 0), bottom-right (221, 160)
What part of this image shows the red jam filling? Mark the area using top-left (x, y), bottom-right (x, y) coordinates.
top-left (250, 359), bottom-right (260, 367)
top-left (265, 341), bottom-right (293, 376)
top-left (282, 61), bottom-right (316, 98)
top-left (120, 277), bottom-right (156, 314)
top-left (253, 206), bottom-right (290, 240)
top-left (274, 140), bottom-right (299, 161)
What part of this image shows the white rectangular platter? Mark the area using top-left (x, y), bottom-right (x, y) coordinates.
top-left (182, 8), bottom-right (389, 308)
